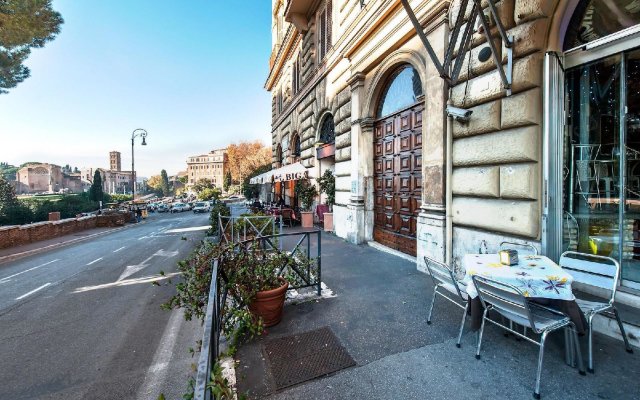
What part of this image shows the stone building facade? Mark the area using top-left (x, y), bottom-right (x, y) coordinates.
top-left (268, 0), bottom-right (640, 303)
top-left (186, 149), bottom-right (228, 189)
top-left (15, 163), bottom-right (84, 194)
top-left (109, 151), bottom-right (122, 171)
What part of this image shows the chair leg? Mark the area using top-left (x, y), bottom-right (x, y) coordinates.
top-left (587, 313), bottom-right (595, 373)
top-left (613, 307), bottom-right (634, 354)
top-left (427, 285), bottom-right (439, 325)
top-left (570, 324), bottom-right (586, 376)
top-left (533, 331), bottom-right (548, 400)
top-left (475, 308), bottom-right (488, 360)
top-left (456, 302), bottom-right (469, 348)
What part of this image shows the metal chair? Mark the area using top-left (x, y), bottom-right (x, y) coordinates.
top-left (423, 257), bottom-right (469, 348)
top-left (472, 275), bottom-right (585, 399)
top-left (280, 209), bottom-right (293, 227)
top-left (559, 251), bottom-right (634, 373)
top-left (499, 241), bottom-right (539, 255)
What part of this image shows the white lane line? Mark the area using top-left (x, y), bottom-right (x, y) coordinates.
top-left (138, 236), bottom-right (149, 240)
top-left (113, 246), bottom-right (126, 253)
top-left (0, 259), bottom-right (60, 282)
top-left (16, 283), bottom-right (51, 300)
top-left (136, 309), bottom-right (183, 399)
top-left (164, 225), bottom-right (210, 233)
top-left (86, 257), bottom-right (103, 266)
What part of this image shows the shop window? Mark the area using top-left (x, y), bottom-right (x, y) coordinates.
top-left (291, 134), bottom-right (301, 161)
top-left (276, 144), bottom-right (283, 167)
top-left (317, 1), bottom-right (332, 62)
top-left (319, 114), bottom-right (335, 144)
top-left (376, 64), bottom-right (423, 118)
top-left (564, 0), bottom-right (640, 50)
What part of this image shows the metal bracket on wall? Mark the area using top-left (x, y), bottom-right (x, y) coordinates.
top-left (400, 0), bottom-right (513, 95)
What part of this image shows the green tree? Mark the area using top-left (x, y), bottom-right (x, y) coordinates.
top-left (224, 171), bottom-right (232, 192)
top-left (0, 0), bottom-right (64, 94)
top-left (160, 169), bottom-right (170, 196)
top-left (192, 178), bottom-right (215, 194)
top-left (89, 170), bottom-right (103, 202)
top-left (0, 174), bottom-right (18, 212)
top-left (198, 187), bottom-right (221, 201)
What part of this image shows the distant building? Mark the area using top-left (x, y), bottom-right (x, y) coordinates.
top-left (109, 151), bottom-right (122, 171)
top-left (186, 149), bottom-right (228, 189)
top-left (81, 167), bottom-right (134, 195)
top-left (14, 163), bottom-right (84, 194)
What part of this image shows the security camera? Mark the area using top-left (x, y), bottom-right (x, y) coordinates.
top-left (446, 106), bottom-right (472, 123)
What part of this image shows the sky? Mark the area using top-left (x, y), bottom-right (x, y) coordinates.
top-left (0, 0), bottom-right (273, 178)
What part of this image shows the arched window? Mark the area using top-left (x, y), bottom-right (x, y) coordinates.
top-left (318, 114), bottom-right (335, 144)
top-left (376, 64), bottom-right (423, 118)
top-left (291, 133), bottom-right (301, 159)
top-left (275, 144), bottom-right (283, 167)
top-left (564, 0), bottom-right (640, 50)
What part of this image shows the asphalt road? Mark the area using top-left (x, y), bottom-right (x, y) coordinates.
top-left (0, 211), bottom-right (212, 400)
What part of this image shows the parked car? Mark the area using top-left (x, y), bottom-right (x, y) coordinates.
top-left (171, 203), bottom-right (188, 213)
top-left (192, 201), bottom-right (211, 214)
top-left (156, 204), bottom-right (168, 213)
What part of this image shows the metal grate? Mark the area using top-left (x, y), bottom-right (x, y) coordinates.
top-left (262, 326), bottom-right (355, 390)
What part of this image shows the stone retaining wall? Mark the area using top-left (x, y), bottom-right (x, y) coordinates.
top-left (0, 214), bottom-right (125, 250)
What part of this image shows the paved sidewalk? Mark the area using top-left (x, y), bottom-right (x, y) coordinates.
top-left (235, 230), bottom-right (640, 399)
top-left (0, 225), bottom-right (124, 264)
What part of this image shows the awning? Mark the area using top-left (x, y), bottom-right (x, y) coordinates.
top-left (249, 162), bottom-right (309, 184)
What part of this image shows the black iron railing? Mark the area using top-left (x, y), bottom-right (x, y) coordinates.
top-left (218, 214), bottom-right (282, 246)
top-left (194, 230), bottom-right (322, 399)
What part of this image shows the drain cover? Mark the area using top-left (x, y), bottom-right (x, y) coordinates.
top-left (262, 326), bottom-right (355, 390)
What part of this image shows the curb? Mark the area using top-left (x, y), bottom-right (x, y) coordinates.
top-left (0, 225), bottom-right (129, 265)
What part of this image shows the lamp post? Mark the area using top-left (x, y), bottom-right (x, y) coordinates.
top-left (131, 128), bottom-right (148, 200)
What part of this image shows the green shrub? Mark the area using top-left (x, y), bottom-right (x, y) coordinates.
top-left (209, 202), bottom-right (230, 235)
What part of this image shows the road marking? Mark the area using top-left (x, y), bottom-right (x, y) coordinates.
top-left (164, 225), bottom-right (210, 233)
top-left (72, 272), bottom-right (180, 293)
top-left (113, 246), bottom-right (126, 253)
top-left (136, 309), bottom-right (183, 399)
top-left (0, 259), bottom-right (60, 283)
top-left (86, 257), bottom-right (103, 266)
top-left (16, 282), bottom-right (51, 300)
top-left (117, 249), bottom-right (179, 281)
top-left (138, 236), bottom-right (149, 240)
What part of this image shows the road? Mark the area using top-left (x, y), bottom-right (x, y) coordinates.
top-left (0, 211), bottom-right (212, 400)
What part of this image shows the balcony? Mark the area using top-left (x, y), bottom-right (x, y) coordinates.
top-left (284, 0), bottom-right (314, 32)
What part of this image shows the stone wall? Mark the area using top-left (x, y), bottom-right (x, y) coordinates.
top-left (448, 0), bottom-right (556, 240)
top-left (0, 214), bottom-right (125, 250)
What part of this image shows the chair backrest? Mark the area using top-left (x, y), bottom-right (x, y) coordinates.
top-left (472, 275), bottom-right (537, 331)
top-left (281, 209), bottom-right (292, 218)
top-left (499, 241), bottom-right (538, 256)
top-left (423, 257), bottom-right (465, 301)
top-left (559, 251), bottom-right (619, 304)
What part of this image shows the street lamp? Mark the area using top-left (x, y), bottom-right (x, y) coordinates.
top-left (131, 128), bottom-right (148, 200)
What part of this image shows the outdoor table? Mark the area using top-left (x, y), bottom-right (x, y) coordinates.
top-left (462, 254), bottom-right (587, 334)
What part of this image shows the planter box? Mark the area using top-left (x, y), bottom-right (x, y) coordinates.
top-left (324, 212), bottom-right (333, 232)
top-left (301, 211), bottom-right (313, 228)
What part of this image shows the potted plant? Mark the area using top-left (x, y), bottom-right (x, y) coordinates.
top-left (295, 179), bottom-right (318, 228)
top-left (318, 169), bottom-right (335, 232)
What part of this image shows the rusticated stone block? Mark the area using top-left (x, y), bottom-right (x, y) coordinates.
top-left (515, 0), bottom-right (558, 25)
top-left (501, 87), bottom-right (541, 129)
top-left (452, 99), bottom-right (501, 138)
top-left (452, 166), bottom-right (500, 197)
top-left (453, 125), bottom-right (540, 166)
top-left (452, 197), bottom-right (539, 238)
top-left (509, 18), bottom-right (550, 58)
top-left (500, 163), bottom-right (539, 200)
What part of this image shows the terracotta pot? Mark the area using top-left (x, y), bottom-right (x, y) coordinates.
top-left (249, 278), bottom-right (289, 327)
top-left (323, 212), bottom-right (333, 232)
top-left (301, 211), bottom-right (314, 228)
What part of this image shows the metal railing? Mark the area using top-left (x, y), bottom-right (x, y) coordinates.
top-left (194, 259), bottom-right (228, 400)
top-left (194, 230), bottom-right (322, 399)
top-left (218, 214), bottom-right (282, 246)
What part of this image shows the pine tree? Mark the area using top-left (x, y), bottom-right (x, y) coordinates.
top-left (0, 1), bottom-right (64, 94)
top-left (160, 170), bottom-right (170, 196)
top-left (89, 170), bottom-right (103, 202)
top-left (224, 171), bottom-right (232, 192)
top-left (0, 174), bottom-right (18, 213)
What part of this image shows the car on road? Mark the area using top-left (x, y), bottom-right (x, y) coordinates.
top-left (170, 203), bottom-right (189, 213)
top-left (157, 204), bottom-right (169, 213)
top-left (192, 201), bottom-right (211, 214)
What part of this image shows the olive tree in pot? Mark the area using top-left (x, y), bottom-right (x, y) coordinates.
top-left (295, 179), bottom-right (318, 228)
top-left (318, 169), bottom-right (335, 231)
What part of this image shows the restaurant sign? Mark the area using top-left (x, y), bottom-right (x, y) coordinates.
top-left (273, 170), bottom-right (309, 182)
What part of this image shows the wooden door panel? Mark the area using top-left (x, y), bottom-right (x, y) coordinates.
top-left (374, 142), bottom-right (384, 157)
top-left (374, 125), bottom-right (385, 140)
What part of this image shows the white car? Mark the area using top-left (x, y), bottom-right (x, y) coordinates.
top-left (171, 203), bottom-right (188, 213)
top-left (192, 201), bottom-right (211, 214)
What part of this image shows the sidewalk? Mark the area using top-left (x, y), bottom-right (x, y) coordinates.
top-left (0, 225), bottom-right (124, 264)
top-left (235, 230), bottom-right (640, 399)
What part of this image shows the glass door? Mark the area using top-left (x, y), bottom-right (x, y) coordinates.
top-left (563, 47), bottom-right (640, 289)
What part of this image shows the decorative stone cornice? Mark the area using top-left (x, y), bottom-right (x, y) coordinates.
top-left (347, 72), bottom-right (366, 90)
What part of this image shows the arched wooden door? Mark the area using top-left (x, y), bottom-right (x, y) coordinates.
top-left (372, 64), bottom-right (424, 256)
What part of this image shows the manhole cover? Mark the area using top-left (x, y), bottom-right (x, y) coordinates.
top-left (262, 326), bottom-right (355, 390)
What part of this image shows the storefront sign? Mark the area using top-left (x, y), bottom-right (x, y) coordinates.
top-left (273, 170), bottom-right (309, 182)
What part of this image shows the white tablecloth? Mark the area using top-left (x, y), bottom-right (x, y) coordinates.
top-left (462, 254), bottom-right (575, 301)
